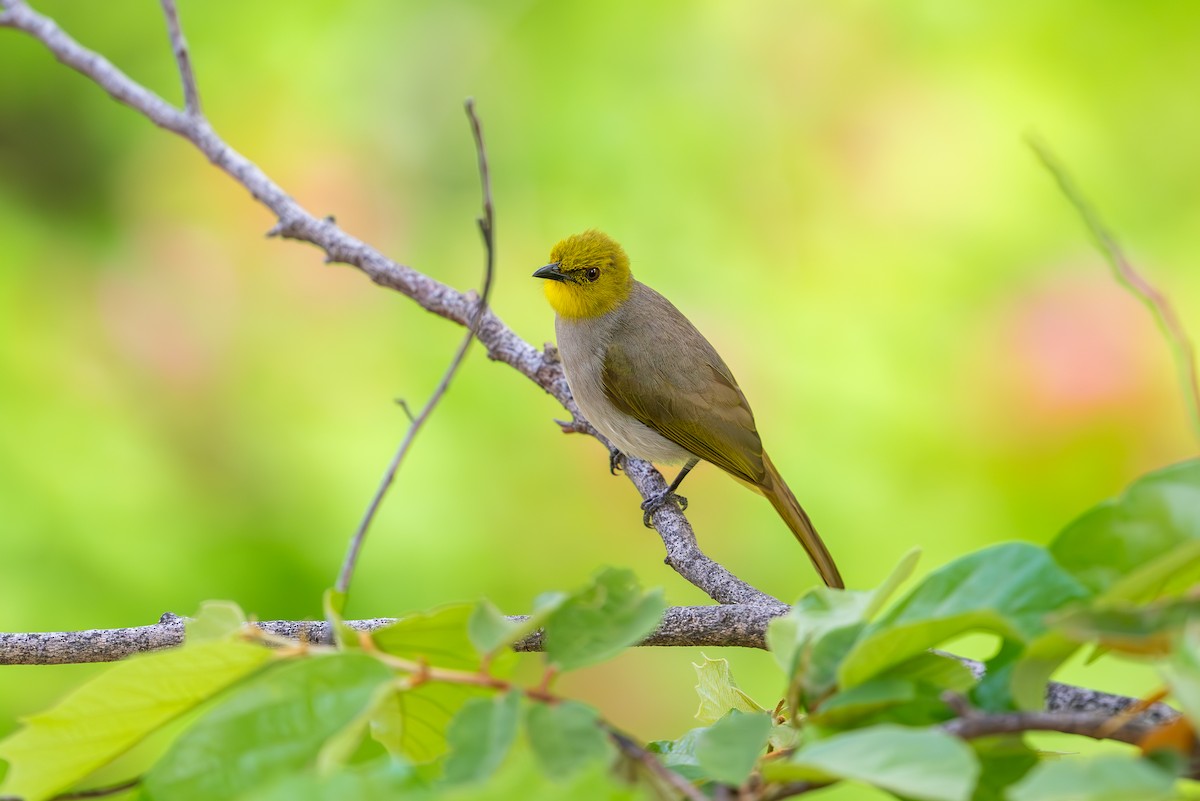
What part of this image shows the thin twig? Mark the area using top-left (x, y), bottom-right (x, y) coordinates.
top-left (157, 0), bottom-right (199, 115)
top-left (1029, 136), bottom-right (1200, 443)
top-left (334, 100), bottom-right (496, 596)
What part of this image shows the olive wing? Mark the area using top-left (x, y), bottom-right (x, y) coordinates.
top-left (601, 332), bottom-right (765, 485)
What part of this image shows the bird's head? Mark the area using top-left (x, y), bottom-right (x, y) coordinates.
top-left (534, 230), bottom-right (633, 319)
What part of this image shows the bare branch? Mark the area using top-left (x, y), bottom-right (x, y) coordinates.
top-left (0, 0), bottom-right (777, 606)
top-left (943, 708), bottom-right (1153, 746)
top-left (1043, 678), bottom-right (1177, 726)
top-left (0, 606), bottom-right (786, 665)
top-left (157, 0), bottom-right (199, 114)
top-left (0, 613), bottom-right (189, 665)
top-left (334, 101), bottom-right (496, 596)
top-left (1029, 136), bottom-right (1200, 443)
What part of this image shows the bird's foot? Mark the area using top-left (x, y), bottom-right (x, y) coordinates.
top-left (554, 417), bottom-right (589, 435)
top-left (640, 490), bottom-right (688, 527)
top-left (608, 447), bottom-right (625, 475)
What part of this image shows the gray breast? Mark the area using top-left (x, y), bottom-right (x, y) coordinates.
top-left (555, 313), bottom-right (692, 464)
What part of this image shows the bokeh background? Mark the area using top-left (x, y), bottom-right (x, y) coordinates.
top-left (1, 0), bottom-right (1198, 792)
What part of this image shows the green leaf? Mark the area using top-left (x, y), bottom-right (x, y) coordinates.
top-left (367, 690), bottom-right (407, 760)
top-left (1052, 597), bottom-right (1200, 656)
top-left (371, 605), bottom-right (483, 671)
top-left (694, 711), bottom-right (772, 786)
top-left (240, 760), bottom-right (423, 801)
top-left (367, 604), bottom-right (508, 763)
top-left (317, 681), bottom-right (402, 774)
top-left (1160, 623), bottom-right (1200, 723)
top-left (693, 655), bottom-right (766, 725)
top-left (1050, 459), bottom-right (1200, 600)
top-left (442, 691), bottom-right (521, 785)
top-left (767, 550), bottom-right (922, 708)
top-left (973, 639), bottom-right (1027, 712)
top-left (813, 651), bottom-right (978, 727)
top-left (142, 652), bottom-right (394, 801)
top-left (767, 721), bottom-right (800, 752)
top-left (525, 700), bottom-right (610, 780)
top-left (653, 722), bottom-right (793, 785)
top-left (767, 588), bottom-right (869, 676)
top-left (542, 568), bottom-right (666, 672)
top-left (763, 724), bottom-right (979, 801)
top-left (1006, 755), bottom-right (1176, 801)
top-left (185, 600), bottom-right (248, 642)
top-left (646, 728), bottom-right (706, 781)
top-left (370, 683), bottom-right (493, 764)
top-left (767, 588), bottom-right (871, 705)
top-left (441, 747), bottom-right (647, 801)
top-left (840, 543), bottom-right (1090, 689)
top-left (970, 737), bottom-right (1038, 801)
top-left (809, 678), bottom-right (916, 727)
top-left (0, 640), bottom-right (273, 801)
top-left (885, 651), bottom-right (978, 692)
top-left (1105, 540), bottom-right (1200, 603)
top-left (864, 547), bottom-right (924, 619)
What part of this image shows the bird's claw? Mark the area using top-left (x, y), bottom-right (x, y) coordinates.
top-left (640, 490), bottom-right (688, 527)
top-left (608, 448), bottom-right (625, 475)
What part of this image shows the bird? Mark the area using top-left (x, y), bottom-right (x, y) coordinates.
top-left (533, 229), bottom-right (843, 588)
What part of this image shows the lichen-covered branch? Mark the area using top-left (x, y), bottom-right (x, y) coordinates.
top-left (0, 612), bottom-right (1180, 733)
top-left (0, 607), bottom-right (786, 666)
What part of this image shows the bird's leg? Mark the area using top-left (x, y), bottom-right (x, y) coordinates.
top-left (608, 447), bottom-right (625, 475)
top-left (641, 458), bottom-right (699, 527)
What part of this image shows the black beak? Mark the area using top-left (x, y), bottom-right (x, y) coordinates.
top-left (533, 262), bottom-right (568, 282)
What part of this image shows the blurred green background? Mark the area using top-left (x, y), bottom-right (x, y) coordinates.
top-left (1, 0), bottom-right (1197, 789)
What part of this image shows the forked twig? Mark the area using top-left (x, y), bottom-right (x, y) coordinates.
top-left (158, 0), bottom-right (199, 114)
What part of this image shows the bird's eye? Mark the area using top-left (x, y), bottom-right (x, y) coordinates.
top-left (585, 267), bottom-right (600, 282)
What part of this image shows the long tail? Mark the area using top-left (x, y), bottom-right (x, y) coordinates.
top-left (759, 453), bottom-right (844, 589)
